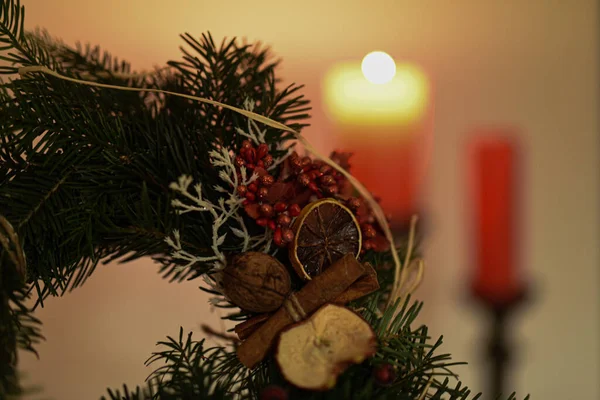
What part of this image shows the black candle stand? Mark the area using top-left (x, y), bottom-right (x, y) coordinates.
top-left (472, 286), bottom-right (529, 398)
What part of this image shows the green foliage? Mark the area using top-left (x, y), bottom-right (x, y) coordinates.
top-left (0, 1), bottom-right (527, 399)
top-left (0, 0), bottom-right (311, 305)
top-left (104, 329), bottom-right (236, 400)
top-left (103, 299), bottom-right (528, 400)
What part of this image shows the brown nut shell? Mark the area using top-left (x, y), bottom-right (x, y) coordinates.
top-left (222, 252), bottom-right (291, 313)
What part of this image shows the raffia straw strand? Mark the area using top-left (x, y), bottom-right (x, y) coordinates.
top-left (417, 374), bottom-right (435, 400)
top-left (405, 259), bottom-right (425, 295)
top-left (76, 65), bottom-right (173, 80)
top-left (283, 293), bottom-right (307, 322)
top-left (18, 65), bottom-right (404, 281)
top-left (387, 214), bottom-right (419, 308)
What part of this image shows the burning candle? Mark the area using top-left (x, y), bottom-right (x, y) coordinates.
top-left (469, 133), bottom-right (524, 305)
top-left (323, 53), bottom-right (433, 226)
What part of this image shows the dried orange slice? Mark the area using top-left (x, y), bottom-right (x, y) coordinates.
top-left (289, 198), bottom-right (361, 280)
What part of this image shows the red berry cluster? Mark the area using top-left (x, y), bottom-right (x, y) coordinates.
top-left (287, 152), bottom-right (346, 198)
top-left (235, 140), bottom-right (274, 173)
top-left (235, 140), bottom-right (301, 247)
top-left (345, 196), bottom-right (389, 253)
top-left (233, 141), bottom-right (388, 252)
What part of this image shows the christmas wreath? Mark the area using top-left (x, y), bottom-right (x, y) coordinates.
top-left (0, 1), bottom-right (527, 399)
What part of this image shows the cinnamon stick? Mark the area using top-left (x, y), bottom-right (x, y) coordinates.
top-left (234, 262), bottom-right (379, 341)
top-left (234, 313), bottom-right (272, 341)
top-left (236, 254), bottom-right (365, 369)
top-left (333, 262), bottom-right (379, 304)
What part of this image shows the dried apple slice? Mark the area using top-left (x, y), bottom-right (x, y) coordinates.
top-left (275, 304), bottom-right (377, 390)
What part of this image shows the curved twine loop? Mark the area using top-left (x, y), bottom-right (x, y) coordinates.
top-left (17, 65), bottom-right (426, 308)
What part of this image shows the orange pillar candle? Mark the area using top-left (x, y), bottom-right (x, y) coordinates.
top-left (323, 57), bottom-right (433, 226)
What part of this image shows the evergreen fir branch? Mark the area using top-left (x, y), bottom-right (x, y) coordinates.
top-left (103, 384), bottom-right (155, 400)
top-left (15, 171), bottom-right (70, 230)
top-left (57, 40), bottom-right (133, 77)
top-left (0, 1), bottom-right (64, 76)
top-left (0, 0), bottom-right (25, 72)
top-left (140, 328), bottom-right (235, 400)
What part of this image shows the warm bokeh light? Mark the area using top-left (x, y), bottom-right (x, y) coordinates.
top-left (361, 51), bottom-right (396, 84)
top-left (324, 61), bottom-right (430, 132)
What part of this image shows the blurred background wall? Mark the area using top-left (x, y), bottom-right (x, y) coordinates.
top-left (17, 1), bottom-right (599, 399)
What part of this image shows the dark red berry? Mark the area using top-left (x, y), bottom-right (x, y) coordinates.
top-left (373, 363), bottom-right (396, 386)
top-left (319, 165), bottom-right (332, 174)
top-left (241, 140), bottom-right (253, 150)
top-left (288, 204), bottom-right (301, 217)
top-left (308, 182), bottom-right (319, 192)
top-left (323, 185), bottom-right (339, 195)
top-left (236, 185), bottom-right (247, 196)
top-left (297, 173), bottom-right (311, 186)
top-left (257, 160), bottom-right (265, 168)
top-left (347, 197), bottom-right (361, 211)
top-left (362, 224), bottom-right (377, 239)
top-left (276, 214), bottom-right (292, 227)
top-left (274, 202), bottom-right (288, 212)
top-left (273, 227), bottom-right (283, 247)
top-left (257, 187), bottom-right (269, 200)
top-left (256, 218), bottom-right (269, 227)
top-left (245, 192), bottom-right (256, 202)
top-left (307, 170), bottom-right (320, 180)
top-left (300, 156), bottom-right (311, 167)
top-left (268, 219), bottom-right (277, 231)
top-left (259, 385), bottom-right (288, 400)
top-left (235, 156), bottom-right (245, 168)
top-left (248, 183), bottom-right (258, 193)
top-left (260, 175), bottom-right (275, 187)
top-left (281, 228), bottom-right (294, 243)
top-left (263, 154), bottom-right (274, 168)
top-left (259, 204), bottom-right (274, 217)
top-left (257, 143), bottom-right (269, 159)
top-left (290, 157), bottom-right (302, 170)
top-left (245, 148), bottom-right (257, 163)
top-left (320, 174), bottom-right (335, 186)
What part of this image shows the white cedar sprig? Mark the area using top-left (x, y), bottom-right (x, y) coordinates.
top-left (165, 99), bottom-right (284, 300)
top-left (166, 144), bottom-right (259, 272)
top-left (235, 98), bottom-right (266, 145)
top-left (235, 98), bottom-right (293, 171)
top-left (164, 229), bottom-right (220, 268)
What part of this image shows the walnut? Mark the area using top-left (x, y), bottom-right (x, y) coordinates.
top-left (222, 252), bottom-right (291, 313)
top-left (275, 304), bottom-right (377, 390)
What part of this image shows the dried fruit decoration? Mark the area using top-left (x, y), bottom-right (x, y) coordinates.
top-left (289, 199), bottom-right (361, 280)
top-left (275, 304), bottom-right (377, 390)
